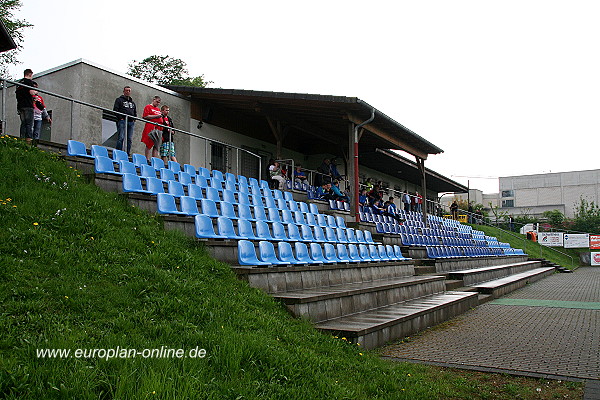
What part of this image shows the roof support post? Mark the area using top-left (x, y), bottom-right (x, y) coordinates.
top-left (351, 109), bottom-right (376, 223)
top-left (416, 157), bottom-right (428, 224)
top-left (266, 117), bottom-right (286, 159)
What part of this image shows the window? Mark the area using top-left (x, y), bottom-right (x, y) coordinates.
top-left (501, 190), bottom-right (514, 198)
top-left (502, 199), bottom-right (514, 207)
top-left (210, 142), bottom-right (229, 173)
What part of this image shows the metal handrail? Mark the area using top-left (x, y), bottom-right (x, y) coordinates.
top-left (1, 77), bottom-right (262, 178)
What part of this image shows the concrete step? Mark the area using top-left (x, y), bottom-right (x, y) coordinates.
top-left (274, 275), bottom-right (447, 323)
top-left (316, 291), bottom-right (479, 349)
top-left (234, 262), bottom-right (416, 294)
top-left (447, 261), bottom-right (543, 286)
top-left (431, 255), bottom-right (531, 273)
top-left (478, 294), bottom-right (494, 305)
top-left (444, 279), bottom-right (464, 290)
top-left (414, 265), bottom-right (437, 275)
top-left (472, 267), bottom-right (555, 297)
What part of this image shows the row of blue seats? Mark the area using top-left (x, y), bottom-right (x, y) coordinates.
top-left (194, 215), bottom-right (376, 245)
top-left (238, 240), bottom-right (409, 267)
top-left (426, 246), bottom-right (525, 259)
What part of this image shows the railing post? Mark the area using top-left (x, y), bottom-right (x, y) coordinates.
top-left (1, 79), bottom-right (6, 135)
top-left (70, 99), bottom-right (75, 140)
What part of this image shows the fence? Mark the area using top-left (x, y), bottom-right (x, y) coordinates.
top-left (1, 78), bottom-right (262, 179)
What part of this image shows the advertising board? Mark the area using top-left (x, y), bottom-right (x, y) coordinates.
top-left (538, 232), bottom-right (564, 247)
top-left (563, 233), bottom-right (589, 249)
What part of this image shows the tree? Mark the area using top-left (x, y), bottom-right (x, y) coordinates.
top-left (0, 0), bottom-right (33, 78)
top-left (127, 55), bottom-right (211, 87)
top-left (572, 198), bottom-right (600, 234)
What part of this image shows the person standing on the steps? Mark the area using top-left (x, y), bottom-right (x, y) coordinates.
top-left (16, 68), bottom-right (36, 144)
top-left (113, 86), bottom-right (137, 155)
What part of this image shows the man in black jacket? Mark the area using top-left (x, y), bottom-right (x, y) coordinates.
top-left (113, 86), bottom-right (137, 154)
top-left (16, 69), bottom-right (36, 144)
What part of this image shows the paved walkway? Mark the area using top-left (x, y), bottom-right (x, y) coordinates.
top-left (381, 267), bottom-right (600, 393)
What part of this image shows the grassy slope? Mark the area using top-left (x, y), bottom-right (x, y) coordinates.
top-left (469, 224), bottom-right (582, 269)
top-left (0, 136), bottom-right (582, 399)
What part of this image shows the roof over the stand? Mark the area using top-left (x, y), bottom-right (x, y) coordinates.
top-left (166, 85), bottom-right (465, 193)
top-left (0, 20), bottom-right (16, 53)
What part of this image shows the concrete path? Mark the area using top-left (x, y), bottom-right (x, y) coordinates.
top-left (381, 267), bottom-right (600, 396)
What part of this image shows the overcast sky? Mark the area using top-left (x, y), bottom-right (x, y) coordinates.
top-left (10, 0), bottom-right (600, 194)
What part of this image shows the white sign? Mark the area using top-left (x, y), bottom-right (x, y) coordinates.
top-left (564, 233), bottom-right (589, 249)
top-left (538, 232), bottom-right (564, 247)
top-left (591, 252), bottom-right (600, 266)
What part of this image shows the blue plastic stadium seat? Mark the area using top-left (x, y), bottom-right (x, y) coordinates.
top-left (300, 224), bottom-right (315, 242)
top-left (272, 222), bottom-right (289, 241)
top-left (146, 177), bottom-right (165, 194)
top-left (160, 168), bottom-right (176, 182)
top-left (323, 243), bottom-right (340, 263)
top-left (183, 164), bottom-right (197, 176)
top-left (336, 216), bottom-right (346, 228)
top-left (210, 177), bottom-right (224, 191)
top-left (324, 227), bottom-right (337, 243)
top-left (355, 230), bottom-right (366, 243)
top-left (256, 221), bottom-right (274, 240)
top-left (168, 160), bottom-right (182, 172)
top-left (205, 187), bottom-right (221, 202)
top-left (238, 175), bottom-right (248, 187)
top-left (67, 140), bottom-right (93, 158)
top-left (253, 206), bottom-right (267, 221)
top-left (293, 211), bottom-right (306, 225)
top-left (293, 242), bottom-right (313, 264)
top-left (91, 145), bottom-right (110, 159)
top-left (238, 240), bottom-right (270, 266)
top-left (200, 199), bottom-right (220, 218)
top-left (309, 204), bottom-right (319, 215)
top-left (267, 208), bottom-right (281, 223)
top-left (180, 196), bottom-right (200, 216)
top-left (195, 215), bottom-right (221, 239)
top-left (237, 204), bottom-right (255, 221)
top-left (276, 198), bottom-right (288, 210)
top-left (278, 242), bottom-right (304, 265)
top-left (286, 223), bottom-right (302, 241)
top-left (385, 245), bottom-right (398, 261)
top-left (187, 184), bottom-right (204, 200)
top-left (317, 214), bottom-right (328, 227)
top-left (336, 228), bottom-right (349, 243)
top-left (118, 160), bottom-right (137, 175)
top-left (217, 216), bottom-right (245, 239)
top-left (348, 244), bottom-right (361, 263)
top-left (258, 241), bottom-right (287, 266)
top-left (112, 149), bottom-right (129, 163)
top-left (358, 244), bottom-right (373, 262)
top-left (281, 210), bottom-right (295, 224)
top-left (95, 156), bottom-right (118, 175)
top-left (140, 164), bottom-right (158, 178)
top-left (369, 245), bottom-right (381, 261)
top-left (305, 213), bottom-right (317, 227)
top-left (298, 202), bottom-right (309, 213)
top-left (309, 243), bottom-right (327, 264)
top-left (151, 157), bottom-right (165, 170)
top-left (237, 193), bottom-right (250, 205)
top-left (198, 167), bottom-right (211, 179)
top-left (393, 245), bottom-right (407, 260)
top-left (364, 230), bottom-right (375, 244)
top-left (346, 228), bottom-right (357, 243)
top-left (238, 219), bottom-right (259, 240)
top-left (336, 244), bottom-right (351, 263)
top-left (168, 180), bottom-right (185, 197)
top-left (157, 193), bottom-right (186, 215)
top-left (122, 173), bottom-right (151, 194)
top-left (313, 226), bottom-right (326, 242)
top-left (177, 171), bottom-right (193, 185)
top-left (132, 153), bottom-right (148, 167)
top-left (212, 170), bottom-right (224, 181)
top-left (220, 201), bottom-right (238, 220)
top-left (222, 189), bottom-right (237, 204)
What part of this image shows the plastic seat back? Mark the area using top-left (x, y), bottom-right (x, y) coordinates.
top-left (122, 173), bottom-right (150, 194)
top-left (200, 199), bottom-right (220, 218)
top-left (112, 149), bottom-right (129, 163)
top-left (140, 164), bottom-right (157, 178)
top-left (336, 228), bottom-right (348, 243)
top-left (267, 208), bottom-right (281, 223)
top-left (168, 180), bottom-right (185, 197)
top-left (183, 164), bottom-right (197, 176)
top-left (309, 243), bottom-right (327, 263)
top-left (180, 196), bottom-right (200, 215)
top-left (309, 203), bottom-right (319, 215)
top-left (369, 245), bottom-right (381, 261)
top-left (205, 187), bottom-right (221, 202)
top-left (198, 167), bottom-right (211, 179)
top-left (237, 193), bottom-right (250, 205)
top-left (211, 169), bottom-right (224, 181)
top-left (346, 228), bottom-right (357, 243)
top-left (348, 244), bottom-right (361, 262)
top-left (222, 189), bottom-right (237, 204)
top-left (238, 219), bottom-right (258, 240)
top-left (336, 216), bottom-right (346, 228)
top-left (259, 241), bottom-right (286, 265)
top-left (157, 193), bottom-right (185, 215)
top-left (255, 221), bottom-right (273, 240)
top-left (238, 240), bottom-right (270, 266)
top-left (294, 242), bottom-right (313, 264)
top-left (313, 226), bottom-right (326, 242)
top-left (323, 243), bottom-right (339, 263)
top-left (336, 244), bottom-right (351, 262)
top-left (118, 160), bottom-right (137, 175)
top-left (94, 156), bottom-right (117, 174)
top-left (305, 213), bottom-right (317, 226)
top-left (286, 223), bottom-right (301, 241)
top-left (278, 242), bottom-right (301, 264)
top-left (146, 177), bottom-right (165, 194)
top-left (91, 145), bottom-right (109, 158)
top-left (187, 184), bottom-right (204, 200)
top-left (217, 216), bottom-right (244, 239)
top-left (364, 230), bottom-right (375, 244)
top-left (358, 244), bottom-right (372, 262)
top-left (355, 230), bottom-right (366, 243)
top-left (237, 204), bottom-right (254, 221)
top-left (253, 206), bottom-right (267, 221)
top-left (220, 201), bottom-right (238, 219)
top-left (168, 160), bottom-right (182, 172)
top-left (132, 153), bottom-right (148, 167)
top-left (272, 222), bottom-right (288, 241)
top-left (324, 227), bottom-right (338, 243)
top-left (195, 215), bottom-right (220, 239)
top-left (177, 171), bottom-right (192, 185)
top-left (151, 157), bottom-right (165, 170)
top-left (67, 140), bottom-right (92, 158)
top-left (300, 224), bottom-right (315, 242)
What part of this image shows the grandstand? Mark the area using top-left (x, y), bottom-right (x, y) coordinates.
top-left (2, 61), bottom-right (557, 349)
top-left (63, 140), bottom-right (555, 349)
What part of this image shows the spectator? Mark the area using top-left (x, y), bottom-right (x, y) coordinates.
top-left (415, 191), bottom-right (423, 213)
top-left (468, 202), bottom-right (474, 223)
top-left (159, 105), bottom-right (177, 164)
top-left (141, 96), bottom-right (163, 159)
top-left (316, 158), bottom-right (332, 186)
top-left (31, 82), bottom-right (51, 147)
top-left (15, 68), bottom-right (36, 144)
top-left (316, 182), bottom-right (335, 200)
top-left (113, 86), bottom-right (137, 155)
top-left (371, 198), bottom-right (385, 215)
top-left (329, 158), bottom-right (342, 181)
top-left (358, 189), bottom-right (368, 207)
top-left (367, 184), bottom-right (382, 206)
top-left (331, 180), bottom-right (349, 202)
top-left (269, 161), bottom-right (287, 190)
top-left (450, 200), bottom-right (459, 220)
top-left (384, 197), bottom-right (404, 223)
top-left (402, 192), bottom-right (411, 212)
top-left (294, 165), bottom-right (308, 188)
top-left (364, 178), bottom-right (374, 192)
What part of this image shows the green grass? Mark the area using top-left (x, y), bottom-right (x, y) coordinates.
top-left (468, 224), bottom-right (582, 269)
top-left (0, 135), bottom-right (583, 399)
